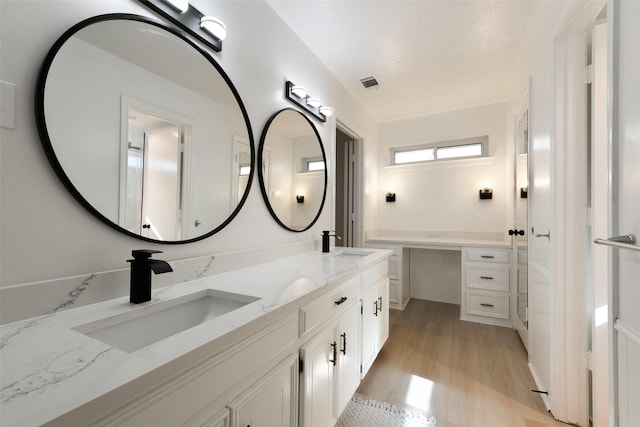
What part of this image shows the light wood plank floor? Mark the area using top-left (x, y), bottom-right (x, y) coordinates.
top-left (356, 299), bottom-right (571, 427)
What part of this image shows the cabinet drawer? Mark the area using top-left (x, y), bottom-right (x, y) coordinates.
top-left (299, 276), bottom-right (359, 336)
top-left (466, 248), bottom-right (510, 264)
top-left (465, 265), bottom-right (509, 292)
top-left (465, 291), bottom-right (509, 319)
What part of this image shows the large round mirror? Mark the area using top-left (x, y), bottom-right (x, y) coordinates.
top-left (258, 109), bottom-right (327, 232)
top-left (35, 14), bottom-right (254, 243)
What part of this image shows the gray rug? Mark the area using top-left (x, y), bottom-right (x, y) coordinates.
top-left (336, 394), bottom-right (437, 427)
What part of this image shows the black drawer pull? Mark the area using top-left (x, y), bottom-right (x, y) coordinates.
top-left (480, 303), bottom-right (495, 308)
top-left (335, 296), bottom-right (348, 305)
top-left (480, 276), bottom-right (494, 280)
top-left (481, 255), bottom-right (495, 259)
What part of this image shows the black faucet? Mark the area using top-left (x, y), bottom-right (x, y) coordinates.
top-left (128, 249), bottom-right (173, 304)
top-left (322, 231), bottom-right (339, 253)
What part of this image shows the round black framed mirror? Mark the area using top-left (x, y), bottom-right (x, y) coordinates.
top-left (35, 14), bottom-right (254, 244)
top-left (258, 108), bottom-right (327, 232)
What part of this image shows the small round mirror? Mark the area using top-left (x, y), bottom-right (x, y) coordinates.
top-left (258, 109), bottom-right (327, 232)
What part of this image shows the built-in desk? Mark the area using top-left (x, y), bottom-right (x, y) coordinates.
top-left (366, 231), bottom-right (513, 327)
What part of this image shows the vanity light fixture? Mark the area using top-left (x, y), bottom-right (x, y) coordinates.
top-left (385, 192), bottom-right (396, 203)
top-left (520, 186), bottom-right (528, 198)
top-left (285, 81), bottom-right (330, 123)
top-left (306, 97), bottom-right (321, 109)
top-left (319, 106), bottom-right (333, 118)
top-left (291, 85), bottom-right (307, 98)
top-left (139, 0), bottom-right (225, 52)
top-left (162, 0), bottom-right (189, 13)
top-left (200, 16), bottom-right (226, 41)
top-left (296, 195), bottom-right (305, 204)
top-left (479, 188), bottom-right (493, 200)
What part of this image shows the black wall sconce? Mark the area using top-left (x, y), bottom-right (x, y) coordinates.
top-left (385, 192), bottom-right (396, 203)
top-left (520, 187), bottom-right (528, 198)
top-left (479, 188), bottom-right (493, 200)
top-left (285, 81), bottom-right (332, 123)
top-left (296, 195), bottom-right (305, 204)
top-left (139, 0), bottom-right (226, 52)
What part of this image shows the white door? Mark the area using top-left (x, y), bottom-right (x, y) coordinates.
top-left (142, 126), bottom-right (181, 240)
top-left (595, 2), bottom-right (640, 425)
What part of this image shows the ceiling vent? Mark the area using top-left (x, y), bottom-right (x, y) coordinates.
top-left (360, 76), bottom-right (380, 90)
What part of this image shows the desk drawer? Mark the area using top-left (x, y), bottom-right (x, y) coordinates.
top-left (466, 248), bottom-right (510, 264)
top-left (465, 265), bottom-right (509, 292)
top-left (299, 276), bottom-right (359, 336)
top-left (465, 291), bottom-right (509, 319)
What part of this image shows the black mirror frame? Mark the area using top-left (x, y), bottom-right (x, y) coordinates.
top-left (258, 108), bottom-right (328, 232)
top-left (34, 13), bottom-right (255, 244)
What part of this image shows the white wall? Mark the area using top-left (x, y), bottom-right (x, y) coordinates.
top-left (376, 102), bottom-right (510, 233)
top-left (0, 0), bottom-right (378, 287)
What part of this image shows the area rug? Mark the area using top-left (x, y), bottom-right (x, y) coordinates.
top-left (336, 394), bottom-right (437, 427)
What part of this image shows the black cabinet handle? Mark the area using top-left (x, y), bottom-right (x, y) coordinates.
top-left (373, 301), bottom-right (379, 316)
top-left (340, 333), bottom-right (347, 355)
top-left (378, 296), bottom-right (383, 312)
top-left (329, 342), bottom-right (337, 365)
top-left (480, 303), bottom-right (495, 307)
top-left (480, 255), bottom-right (495, 259)
top-left (335, 296), bottom-right (348, 305)
top-left (480, 276), bottom-right (494, 280)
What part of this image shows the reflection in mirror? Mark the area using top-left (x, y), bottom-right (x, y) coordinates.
top-left (35, 14), bottom-right (254, 243)
top-left (258, 109), bottom-right (327, 232)
top-left (516, 105), bottom-right (529, 332)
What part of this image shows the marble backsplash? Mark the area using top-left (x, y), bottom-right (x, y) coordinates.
top-left (0, 240), bottom-right (317, 325)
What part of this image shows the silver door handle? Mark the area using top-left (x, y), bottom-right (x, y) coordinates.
top-left (594, 234), bottom-right (639, 252)
top-left (535, 230), bottom-right (551, 240)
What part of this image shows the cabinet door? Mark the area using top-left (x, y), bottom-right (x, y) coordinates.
top-left (375, 279), bottom-right (389, 354)
top-left (228, 355), bottom-right (297, 427)
top-left (201, 408), bottom-right (230, 427)
top-left (361, 285), bottom-right (379, 377)
top-left (334, 303), bottom-right (361, 417)
top-left (300, 327), bottom-right (336, 427)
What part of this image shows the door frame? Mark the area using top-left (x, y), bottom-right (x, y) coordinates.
top-left (553, 0), bottom-right (606, 424)
top-left (335, 120), bottom-right (364, 248)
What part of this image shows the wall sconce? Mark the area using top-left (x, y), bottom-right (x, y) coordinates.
top-left (139, 0), bottom-right (226, 52)
top-left (520, 186), bottom-right (528, 198)
top-left (296, 195), bottom-right (305, 204)
top-left (479, 188), bottom-right (493, 200)
top-left (385, 192), bottom-right (396, 203)
top-left (285, 81), bottom-right (331, 122)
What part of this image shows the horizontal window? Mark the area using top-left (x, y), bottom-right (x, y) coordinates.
top-left (306, 159), bottom-right (325, 172)
top-left (391, 136), bottom-right (488, 165)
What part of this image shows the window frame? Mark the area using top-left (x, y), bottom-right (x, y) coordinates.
top-left (390, 136), bottom-right (488, 166)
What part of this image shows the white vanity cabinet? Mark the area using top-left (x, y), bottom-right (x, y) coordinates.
top-left (227, 354), bottom-right (298, 427)
top-left (461, 247), bottom-right (511, 327)
top-left (299, 278), bottom-right (362, 427)
top-left (365, 243), bottom-right (408, 309)
top-left (360, 261), bottom-right (390, 378)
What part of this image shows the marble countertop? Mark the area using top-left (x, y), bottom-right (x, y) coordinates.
top-left (0, 248), bottom-right (391, 427)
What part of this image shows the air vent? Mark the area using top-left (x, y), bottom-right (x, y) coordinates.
top-left (360, 76), bottom-right (380, 90)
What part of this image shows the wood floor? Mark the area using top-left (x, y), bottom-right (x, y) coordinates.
top-left (356, 299), bottom-right (571, 427)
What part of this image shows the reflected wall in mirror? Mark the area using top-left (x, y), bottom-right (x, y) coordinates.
top-left (35, 14), bottom-right (254, 243)
top-left (258, 109), bottom-right (327, 232)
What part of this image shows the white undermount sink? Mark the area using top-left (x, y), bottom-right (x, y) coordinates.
top-left (332, 249), bottom-right (373, 257)
top-left (73, 289), bottom-right (260, 353)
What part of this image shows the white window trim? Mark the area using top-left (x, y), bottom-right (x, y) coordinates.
top-left (390, 135), bottom-right (488, 166)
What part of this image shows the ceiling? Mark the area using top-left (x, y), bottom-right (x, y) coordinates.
top-left (266, 0), bottom-right (544, 123)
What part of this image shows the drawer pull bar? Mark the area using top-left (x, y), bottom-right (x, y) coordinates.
top-left (480, 303), bottom-right (495, 307)
top-left (329, 342), bottom-right (337, 366)
top-left (334, 296), bottom-right (348, 305)
top-left (480, 276), bottom-right (494, 280)
top-left (480, 255), bottom-right (495, 259)
top-left (340, 333), bottom-right (347, 355)
top-left (374, 301), bottom-right (379, 316)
